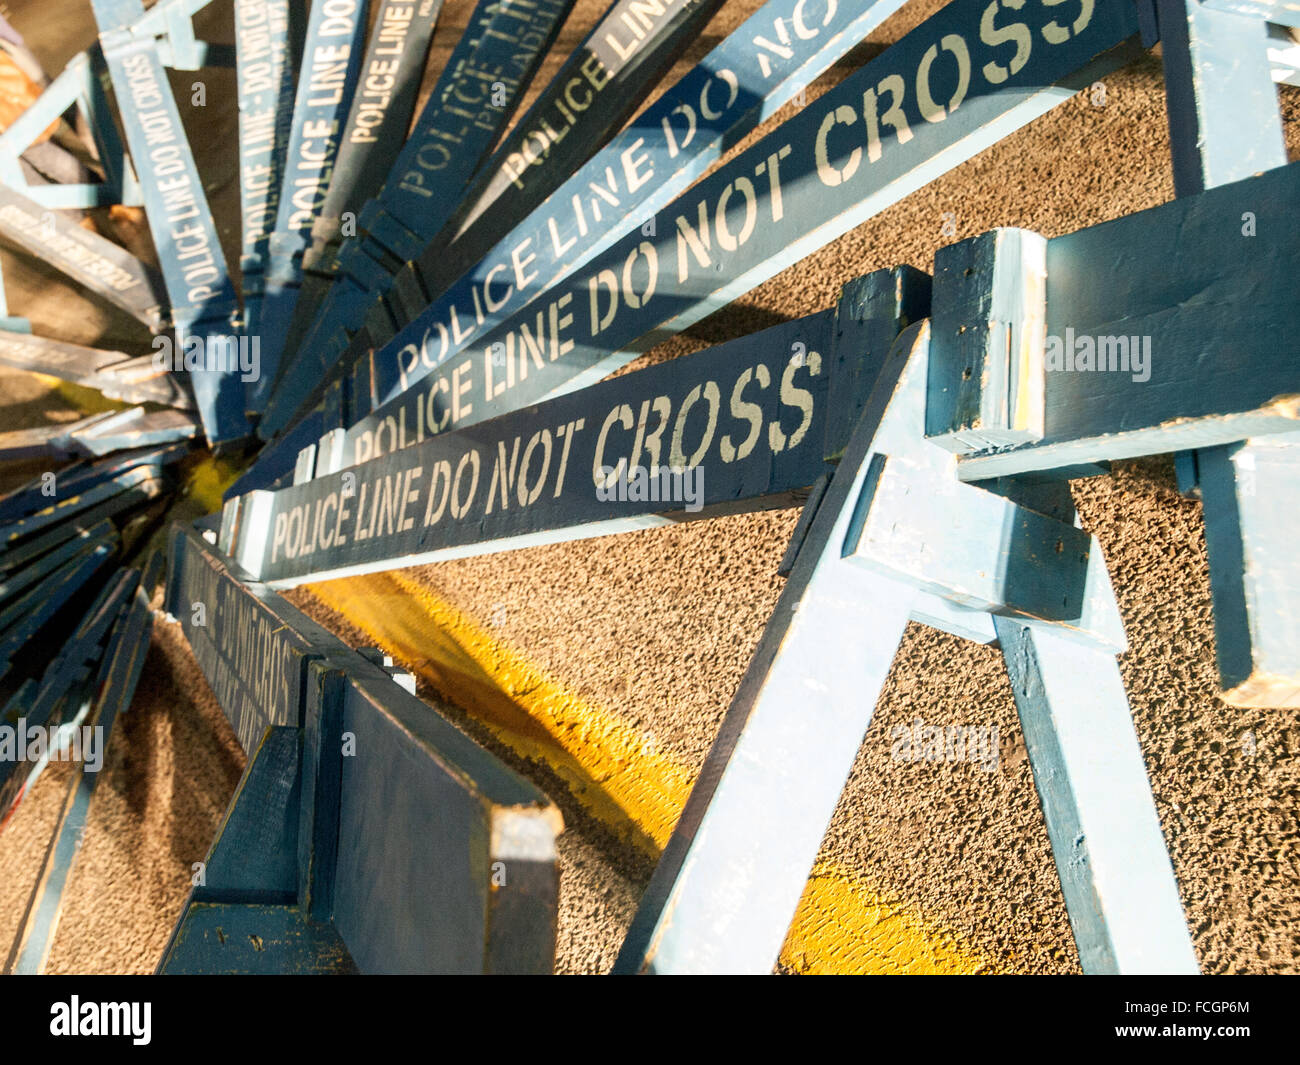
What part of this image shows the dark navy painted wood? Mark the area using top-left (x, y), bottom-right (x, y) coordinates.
top-left (233, 0), bottom-right (298, 337)
top-left (337, 0), bottom-right (1143, 462)
top-left (157, 902), bottom-right (357, 974)
top-left (267, 0), bottom-right (446, 392)
top-left (5, 564), bottom-right (155, 973)
top-left (166, 523), bottom-right (327, 754)
top-left (948, 163), bottom-right (1300, 479)
top-left (254, 0), bottom-right (369, 393)
top-left (332, 661), bottom-right (560, 973)
top-left (261, 0), bottom-right (576, 434)
top-left (194, 725), bottom-right (301, 904)
top-left (260, 0), bottom-right (924, 440)
top-left (238, 309), bottom-right (841, 585)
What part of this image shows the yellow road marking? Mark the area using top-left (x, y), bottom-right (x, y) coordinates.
top-left (305, 569), bottom-right (993, 974)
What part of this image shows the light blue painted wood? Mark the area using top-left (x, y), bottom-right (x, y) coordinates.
top-left (1159, 0), bottom-right (1285, 196)
top-left (995, 615), bottom-right (1200, 973)
top-left (1159, 0), bottom-right (1296, 709)
top-left (1198, 433), bottom-right (1300, 706)
top-left (846, 323), bottom-right (1126, 650)
top-left (1198, 0), bottom-right (1300, 27)
top-left (927, 228), bottom-right (1046, 451)
top-left (93, 0), bottom-right (248, 443)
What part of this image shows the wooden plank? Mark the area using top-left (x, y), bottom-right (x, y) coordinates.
top-left (233, 0), bottom-right (299, 335)
top-left (1197, 0), bottom-right (1300, 28)
top-left (1158, 0), bottom-right (1297, 709)
top-left (0, 331), bottom-right (192, 408)
top-left (332, 661), bottom-right (561, 973)
top-left (0, 185), bottom-right (166, 331)
top-left (165, 522), bottom-right (326, 754)
top-left (1158, 0), bottom-right (1285, 197)
top-left (233, 307), bottom-right (843, 586)
top-left (258, 0), bottom-right (580, 431)
top-left (995, 615), bottom-right (1199, 973)
top-left (256, 0), bottom-right (446, 396)
top-left (941, 163), bottom-right (1300, 480)
top-left (5, 564), bottom-right (155, 974)
top-left (413, 0), bottom-right (731, 291)
top-left (615, 325), bottom-right (925, 974)
top-left (0, 542), bottom-right (115, 693)
top-left (163, 526), bottom-right (562, 972)
top-left (925, 227), bottom-right (1046, 451)
top-left (262, 0), bottom-right (921, 440)
top-left (0, 466), bottom-right (160, 546)
top-left (1198, 434), bottom-right (1300, 706)
top-left (0, 520), bottom-right (118, 607)
top-left (192, 725), bottom-right (301, 904)
top-left (93, 0), bottom-right (247, 443)
top-left (0, 444), bottom-right (186, 525)
top-left (157, 903), bottom-right (357, 974)
top-left (0, 48), bottom-right (137, 210)
top-left (253, 0), bottom-right (370, 396)
top-left (330, 0), bottom-right (1145, 472)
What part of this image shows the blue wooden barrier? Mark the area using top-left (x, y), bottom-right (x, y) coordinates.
top-left (232, 0), bottom-right (300, 338)
top-left (258, 0), bottom-right (923, 442)
top-left (259, 0), bottom-right (576, 422)
top-left (92, 0), bottom-right (248, 445)
top-left (252, 0), bottom-right (370, 399)
top-left (240, 0), bottom-right (1146, 493)
top-left (158, 524), bottom-right (562, 973)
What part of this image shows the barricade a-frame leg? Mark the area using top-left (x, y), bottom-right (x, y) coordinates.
top-left (617, 323), bottom-right (1198, 975)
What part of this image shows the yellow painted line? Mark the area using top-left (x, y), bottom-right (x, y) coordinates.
top-left (185, 455), bottom-right (242, 515)
top-left (304, 569), bottom-right (994, 975)
top-left (36, 375), bottom-right (128, 417)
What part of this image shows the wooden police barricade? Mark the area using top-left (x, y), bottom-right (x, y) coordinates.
top-left (924, 163), bottom-right (1300, 706)
top-left (260, 0), bottom-right (920, 440)
top-left (229, 268), bottom-right (926, 585)
top-left (161, 524), bottom-right (562, 972)
top-left (398, 0), bottom-right (730, 311)
top-left (91, 0), bottom-right (248, 445)
top-left (0, 331), bottom-right (193, 409)
top-left (262, 0), bottom-right (576, 422)
top-left (1155, 0), bottom-right (1300, 707)
top-left (0, 184), bottom-right (167, 332)
top-left (6, 555), bottom-right (162, 974)
top-left (302, 0), bottom-right (729, 407)
top-left (252, 0), bottom-right (368, 399)
top-left (259, 0), bottom-right (445, 385)
top-left (243, 0), bottom-right (1147, 493)
top-left (232, 0), bottom-right (299, 337)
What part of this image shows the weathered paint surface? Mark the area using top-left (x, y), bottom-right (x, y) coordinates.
top-left (303, 569), bottom-right (998, 973)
